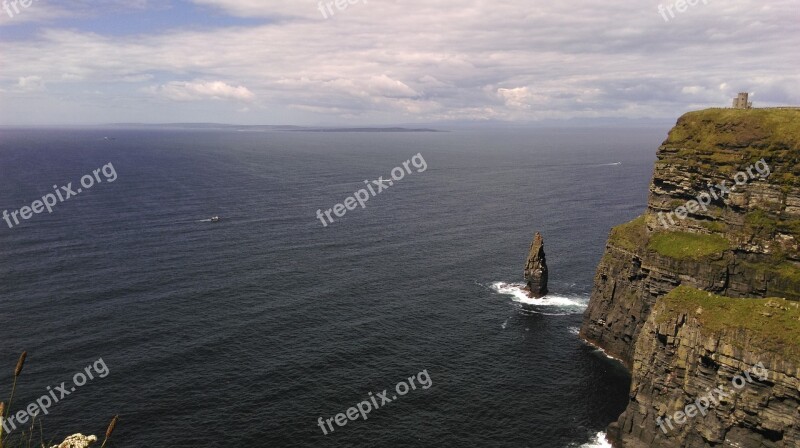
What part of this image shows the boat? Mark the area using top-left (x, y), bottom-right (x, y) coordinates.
top-left (210, 216), bottom-right (220, 222)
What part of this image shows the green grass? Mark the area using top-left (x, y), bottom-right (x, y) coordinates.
top-left (779, 219), bottom-right (800, 238)
top-left (699, 220), bottom-right (728, 233)
top-left (656, 286), bottom-right (800, 363)
top-left (741, 260), bottom-right (800, 284)
top-left (705, 152), bottom-right (743, 165)
top-left (777, 263), bottom-right (800, 283)
top-left (608, 215), bottom-right (648, 251)
top-left (745, 209), bottom-right (778, 238)
top-left (664, 108), bottom-right (800, 187)
top-left (667, 108), bottom-right (800, 150)
top-left (745, 209), bottom-right (800, 239)
top-left (647, 231), bottom-right (730, 260)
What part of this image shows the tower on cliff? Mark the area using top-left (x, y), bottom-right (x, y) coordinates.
top-left (523, 232), bottom-right (548, 298)
top-left (732, 92), bottom-right (753, 109)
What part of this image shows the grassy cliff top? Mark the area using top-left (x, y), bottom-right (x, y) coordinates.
top-left (647, 231), bottom-right (730, 260)
top-left (608, 215), bottom-right (647, 251)
top-left (660, 108), bottom-right (800, 184)
top-left (608, 215), bottom-right (731, 260)
top-left (657, 286), bottom-right (800, 363)
top-left (665, 108), bottom-right (800, 151)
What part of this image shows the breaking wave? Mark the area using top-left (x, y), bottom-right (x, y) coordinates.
top-left (577, 432), bottom-right (612, 448)
top-left (489, 282), bottom-right (588, 311)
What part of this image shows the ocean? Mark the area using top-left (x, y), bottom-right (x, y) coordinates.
top-left (0, 126), bottom-right (663, 447)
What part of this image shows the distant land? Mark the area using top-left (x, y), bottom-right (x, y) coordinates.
top-left (100, 123), bottom-right (442, 133)
top-left (288, 127), bottom-right (442, 133)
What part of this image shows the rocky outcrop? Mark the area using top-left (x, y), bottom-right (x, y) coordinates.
top-left (523, 232), bottom-right (548, 298)
top-left (50, 434), bottom-right (97, 448)
top-left (578, 108), bottom-right (800, 447)
top-left (610, 287), bottom-right (800, 447)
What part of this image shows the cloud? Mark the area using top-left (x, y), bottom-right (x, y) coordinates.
top-left (61, 73), bottom-right (84, 81)
top-left (497, 87), bottom-right (534, 110)
top-left (363, 75), bottom-right (419, 99)
top-left (0, 0), bottom-right (798, 124)
top-left (120, 74), bottom-right (154, 83)
top-left (16, 76), bottom-right (45, 92)
top-left (145, 81), bottom-right (255, 102)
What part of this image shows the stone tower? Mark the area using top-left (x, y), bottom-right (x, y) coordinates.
top-left (732, 92), bottom-right (752, 109)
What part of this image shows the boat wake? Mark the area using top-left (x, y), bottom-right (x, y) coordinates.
top-left (488, 282), bottom-right (587, 314)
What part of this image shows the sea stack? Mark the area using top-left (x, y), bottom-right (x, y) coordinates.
top-left (523, 232), bottom-right (548, 298)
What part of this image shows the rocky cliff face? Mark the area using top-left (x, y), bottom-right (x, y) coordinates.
top-left (523, 232), bottom-right (548, 298)
top-left (609, 287), bottom-right (800, 447)
top-left (578, 108), bottom-right (800, 447)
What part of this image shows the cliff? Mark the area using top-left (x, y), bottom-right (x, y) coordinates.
top-left (579, 108), bottom-right (800, 447)
top-left (609, 287), bottom-right (800, 447)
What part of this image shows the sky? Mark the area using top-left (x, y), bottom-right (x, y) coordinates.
top-left (0, 0), bottom-right (798, 126)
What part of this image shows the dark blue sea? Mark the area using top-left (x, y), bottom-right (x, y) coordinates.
top-left (0, 126), bottom-right (663, 447)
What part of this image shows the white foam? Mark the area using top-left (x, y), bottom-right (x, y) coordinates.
top-left (489, 282), bottom-right (587, 308)
top-left (581, 337), bottom-right (625, 364)
top-left (521, 310), bottom-right (573, 316)
top-left (568, 326), bottom-right (580, 335)
top-left (579, 432), bottom-right (612, 448)
top-left (595, 346), bottom-right (619, 361)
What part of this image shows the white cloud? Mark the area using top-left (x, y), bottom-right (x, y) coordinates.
top-left (16, 76), bottom-right (45, 92)
top-left (61, 73), bottom-right (84, 81)
top-left (497, 87), bottom-right (534, 109)
top-left (0, 0), bottom-right (798, 124)
top-left (364, 75), bottom-right (419, 99)
top-left (121, 74), bottom-right (154, 83)
top-left (145, 81), bottom-right (255, 102)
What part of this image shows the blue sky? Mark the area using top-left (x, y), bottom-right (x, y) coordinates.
top-left (0, 0), bottom-right (798, 125)
top-left (0, 2), bottom-right (269, 39)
